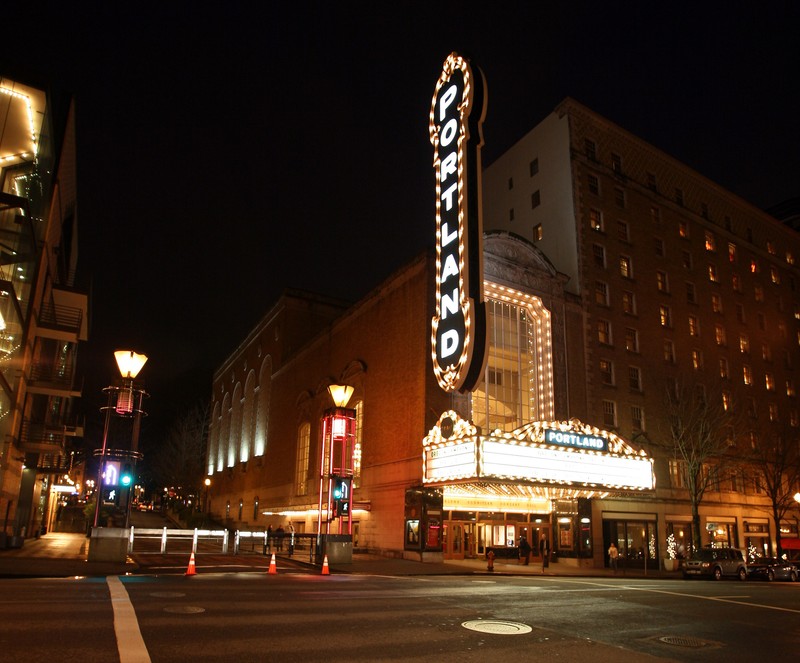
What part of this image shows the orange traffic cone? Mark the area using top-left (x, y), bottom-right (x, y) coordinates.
top-left (268, 553), bottom-right (277, 574)
top-left (321, 554), bottom-right (330, 575)
top-left (185, 552), bottom-right (197, 576)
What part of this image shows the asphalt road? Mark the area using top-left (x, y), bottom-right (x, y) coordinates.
top-left (2, 572), bottom-right (798, 662)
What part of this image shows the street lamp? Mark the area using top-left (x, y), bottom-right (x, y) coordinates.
top-left (204, 478), bottom-right (211, 523)
top-left (92, 350), bottom-right (148, 531)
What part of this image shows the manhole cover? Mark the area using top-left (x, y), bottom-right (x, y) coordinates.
top-left (658, 635), bottom-right (710, 648)
top-left (150, 592), bottom-right (185, 598)
top-left (462, 620), bottom-right (532, 635)
top-left (163, 606), bottom-right (206, 614)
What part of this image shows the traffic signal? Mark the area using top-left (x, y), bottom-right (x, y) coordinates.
top-left (331, 476), bottom-right (351, 518)
top-left (120, 464), bottom-right (133, 487)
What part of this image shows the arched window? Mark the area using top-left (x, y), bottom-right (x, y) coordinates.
top-left (254, 356), bottom-right (272, 456)
top-left (471, 285), bottom-right (554, 432)
top-left (296, 422), bottom-right (311, 495)
top-left (241, 370), bottom-right (257, 462)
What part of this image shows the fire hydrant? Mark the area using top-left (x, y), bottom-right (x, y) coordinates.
top-left (486, 549), bottom-right (495, 572)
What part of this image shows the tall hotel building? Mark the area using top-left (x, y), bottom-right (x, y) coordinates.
top-left (0, 75), bottom-right (88, 545)
top-left (206, 98), bottom-right (799, 568)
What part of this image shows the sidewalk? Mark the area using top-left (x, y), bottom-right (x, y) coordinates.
top-left (0, 532), bottom-right (681, 579)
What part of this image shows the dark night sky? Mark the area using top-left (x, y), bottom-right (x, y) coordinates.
top-left (3, 3), bottom-right (799, 452)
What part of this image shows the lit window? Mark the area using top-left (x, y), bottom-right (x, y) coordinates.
top-left (625, 328), bottom-right (639, 352)
top-left (743, 365), bottom-right (752, 386)
top-left (770, 266), bottom-right (780, 284)
top-left (728, 242), bottom-right (737, 262)
top-left (765, 373), bottom-right (775, 391)
top-left (767, 241), bottom-right (776, 255)
top-left (708, 264), bottom-right (719, 282)
top-left (597, 319), bottom-right (612, 344)
top-left (786, 251), bottom-right (794, 265)
top-left (750, 259), bottom-right (759, 274)
top-left (622, 291), bottom-right (636, 314)
top-left (688, 315), bottom-right (699, 336)
top-left (715, 324), bottom-right (726, 346)
top-left (619, 255), bottom-right (633, 278)
top-left (732, 274), bottom-right (742, 292)
top-left (679, 220), bottom-right (689, 238)
top-left (711, 294), bottom-right (723, 313)
top-left (656, 271), bottom-right (669, 293)
top-left (787, 380), bottom-right (796, 397)
top-left (533, 224), bottom-right (543, 242)
top-left (705, 231), bottom-right (716, 251)
top-left (762, 344), bottom-right (772, 362)
top-left (739, 334), bottom-right (750, 354)
top-left (595, 281), bottom-right (609, 306)
top-left (769, 403), bottom-right (779, 421)
top-left (719, 357), bottom-right (729, 379)
top-left (659, 305), bottom-right (672, 327)
top-left (295, 422), bottom-right (310, 495)
top-left (691, 349), bottom-right (703, 370)
top-left (722, 391), bottom-right (732, 411)
top-left (589, 208), bottom-right (603, 231)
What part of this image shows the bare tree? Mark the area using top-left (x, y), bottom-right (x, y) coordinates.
top-left (151, 401), bottom-right (210, 500)
top-left (657, 379), bottom-right (742, 552)
top-left (745, 421), bottom-right (800, 558)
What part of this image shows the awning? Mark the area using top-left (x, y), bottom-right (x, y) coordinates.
top-left (781, 538), bottom-right (800, 550)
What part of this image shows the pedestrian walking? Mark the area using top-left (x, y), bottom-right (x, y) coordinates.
top-left (608, 541), bottom-right (619, 573)
top-left (519, 535), bottom-right (531, 565)
top-left (539, 533), bottom-right (550, 573)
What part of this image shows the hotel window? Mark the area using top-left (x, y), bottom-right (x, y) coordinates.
top-left (508, 177), bottom-right (513, 190)
top-left (659, 305), bottom-right (672, 328)
top-left (628, 366), bottom-right (642, 391)
top-left (754, 285), bottom-right (764, 302)
top-left (686, 282), bottom-right (696, 303)
top-left (611, 153), bottom-right (623, 175)
top-left (531, 190), bottom-right (541, 209)
top-left (691, 349), bottom-right (703, 370)
top-left (770, 266), bottom-right (780, 284)
top-left (631, 405), bottom-right (644, 430)
top-left (714, 324), bottom-right (726, 346)
top-left (762, 344), bottom-right (772, 362)
top-left (675, 188), bottom-right (685, 206)
top-left (719, 357), bottom-right (729, 379)
top-left (722, 391), bottom-right (732, 412)
top-left (592, 243), bottom-right (606, 267)
top-left (678, 220), bottom-right (689, 238)
top-left (792, 410), bottom-right (799, 427)
top-left (295, 422), bottom-right (310, 495)
top-left (595, 281), bottom-right (609, 306)
top-left (471, 293), bottom-right (554, 433)
top-left (656, 271), bottom-right (669, 293)
top-left (589, 208), bottom-right (603, 231)
top-left (747, 398), bottom-right (757, 419)
top-left (728, 242), bottom-right (737, 262)
top-left (646, 172), bottom-right (657, 191)
top-left (588, 173), bottom-right (599, 194)
top-left (739, 334), bottom-right (750, 353)
top-left (765, 373), bottom-right (775, 391)
top-left (533, 224), bottom-right (543, 242)
top-left (767, 240), bottom-right (776, 255)
top-left (650, 206), bottom-right (661, 225)
top-left (617, 220), bottom-right (630, 242)
top-left (663, 339), bottom-right (676, 363)
top-left (529, 158), bottom-right (539, 176)
top-left (708, 264), bottom-right (719, 282)
top-left (750, 258), bottom-right (760, 274)
top-left (735, 303), bottom-right (745, 323)
top-left (669, 459), bottom-right (687, 488)
top-left (585, 138), bottom-right (597, 161)
top-left (787, 379), bottom-right (796, 397)
top-left (743, 365), bottom-right (752, 386)
top-left (732, 273), bottom-right (742, 292)
top-left (614, 187), bottom-right (626, 208)
top-left (597, 319), bottom-right (612, 345)
top-left (622, 290), bottom-right (636, 314)
top-left (705, 231), bottom-right (716, 251)
top-left (688, 315), bottom-right (699, 337)
top-left (787, 251), bottom-right (795, 265)
top-left (602, 400), bottom-right (617, 427)
top-left (619, 255), bottom-right (633, 278)
top-left (599, 359), bottom-right (614, 385)
top-left (682, 250), bottom-right (692, 269)
top-left (654, 237), bottom-right (665, 257)
top-left (711, 293), bottom-right (723, 313)
top-left (625, 327), bottom-right (639, 352)
top-left (768, 403), bottom-right (779, 421)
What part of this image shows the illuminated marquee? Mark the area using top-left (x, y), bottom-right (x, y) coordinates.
top-left (422, 413), bottom-right (654, 492)
top-left (429, 53), bottom-right (488, 393)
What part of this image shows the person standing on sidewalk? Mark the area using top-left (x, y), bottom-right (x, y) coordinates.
top-left (539, 533), bottom-right (550, 573)
top-left (519, 535), bottom-right (531, 565)
top-left (608, 541), bottom-right (619, 573)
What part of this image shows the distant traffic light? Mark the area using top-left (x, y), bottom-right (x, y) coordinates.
top-left (120, 464), bottom-right (133, 487)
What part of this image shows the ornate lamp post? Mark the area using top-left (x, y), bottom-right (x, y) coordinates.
top-left (92, 350), bottom-right (148, 531)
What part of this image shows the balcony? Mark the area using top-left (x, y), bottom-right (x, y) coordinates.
top-left (17, 419), bottom-right (84, 455)
top-left (26, 361), bottom-right (82, 397)
top-left (33, 290), bottom-right (88, 343)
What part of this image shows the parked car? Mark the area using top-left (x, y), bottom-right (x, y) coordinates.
top-left (682, 547), bottom-right (747, 580)
top-left (747, 557), bottom-right (798, 582)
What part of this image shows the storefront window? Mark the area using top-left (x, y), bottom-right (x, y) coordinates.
top-left (666, 522), bottom-right (691, 559)
top-left (606, 520), bottom-right (658, 569)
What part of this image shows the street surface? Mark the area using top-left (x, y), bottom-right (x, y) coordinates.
top-left (1, 569), bottom-right (798, 662)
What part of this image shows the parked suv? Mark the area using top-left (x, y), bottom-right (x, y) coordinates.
top-left (682, 547), bottom-right (747, 580)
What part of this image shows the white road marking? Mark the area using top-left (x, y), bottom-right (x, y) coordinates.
top-left (107, 576), bottom-right (152, 663)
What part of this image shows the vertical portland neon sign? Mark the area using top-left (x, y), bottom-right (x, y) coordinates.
top-left (430, 52), bottom-right (488, 393)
